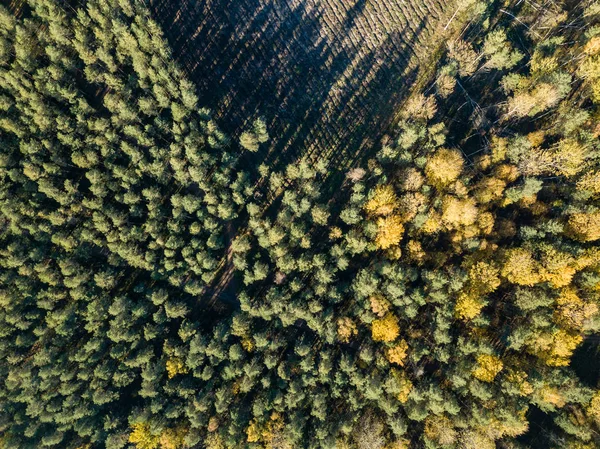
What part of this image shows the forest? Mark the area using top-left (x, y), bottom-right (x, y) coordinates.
top-left (1, 0), bottom-right (600, 448)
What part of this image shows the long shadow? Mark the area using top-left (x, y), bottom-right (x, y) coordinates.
top-left (148, 0), bottom-right (435, 178)
top-left (572, 334), bottom-right (600, 387)
top-left (148, 0), bottom-right (436, 312)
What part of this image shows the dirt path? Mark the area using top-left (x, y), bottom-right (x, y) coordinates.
top-left (204, 222), bottom-right (240, 308)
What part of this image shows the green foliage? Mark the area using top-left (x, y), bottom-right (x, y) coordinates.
top-left (481, 28), bottom-right (523, 70)
top-left (1, 2), bottom-right (600, 449)
top-left (239, 117), bottom-right (269, 152)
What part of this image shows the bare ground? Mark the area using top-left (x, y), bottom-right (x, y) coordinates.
top-left (148, 0), bottom-right (462, 171)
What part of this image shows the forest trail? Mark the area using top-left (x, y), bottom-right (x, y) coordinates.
top-left (204, 222), bottom-right (240, 309)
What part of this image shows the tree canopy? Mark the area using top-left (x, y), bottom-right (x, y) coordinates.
top-left (1, 1), bottom-right (600, 449)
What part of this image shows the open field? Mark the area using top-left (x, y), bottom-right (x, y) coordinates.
top-left (148, 0), bottom-right (461, 170)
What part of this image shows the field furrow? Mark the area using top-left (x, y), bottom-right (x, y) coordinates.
top-left (149, 0), bottom-right (462, 168)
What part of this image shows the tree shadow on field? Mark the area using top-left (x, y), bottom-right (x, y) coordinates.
top-left (148, 0), bottom-right (429, 181)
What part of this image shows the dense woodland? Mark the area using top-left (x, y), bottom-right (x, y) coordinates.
top-left (1, 0), bottom-right (600, 448)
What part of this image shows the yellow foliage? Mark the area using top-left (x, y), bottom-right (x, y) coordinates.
top-left (565, 442), bottom-right (595, 449)
top-left (246, 420), bottom-right (261, 443)
top-left (458, 431), bottom-right (496, 449)
top-left (531, 329), bottom-right (582, 366)
top-left (441, 197), bottom-right (478, 228)
top-left (398, 192), bottom-right (426, 222)
top-left (531, 53), bottom-right (559, 75)
top-left (437, 72), bottom-right (457, 97)
top-left (241, 337), bottom-right (255, 352)
top-left (370, 295), bottom-right (390, 317)
top-left (425, 148), bottom-right (464, 188)
top-left (576, 248), bottom-right (600, 271)
top-left (476, 154), bottom-right (492, 171)
top-left (386, 246), bottom-right (402, 260)
top-left (365, 185), bottom-right (397, 216)
top-left (507, 82), bottom-right (564, 118)
top-left (577, 170), bottom-right (600, 195)
top-left (337, 317), bottom-right (357, 343)
top-left (523, 139), bottom-right (590, 177)
top-left (527, 130), bottom-right (546, 147)
top-left (592, 79), bottom-right (600, 103)
top-left (386, 340), bottom-right (409, 366)
top-left (534, 385), bottom-right (566, 409)
top-left (424, 416), bottom-right (457, 446)
top-left (406, 240), bottom-right (426, 263)
top-left (372, 313), bottom-right (400, 342)
top-left (474, 177), bottom-right (506, 204)
top-left (578, 50), bottom-right (600, 102)
top-left (392, 370), bottom-right (413, 403)
top-left (166, 357), bottom-right (189, 379)
top-left (468, 261), bottom-right (501, 294)
top-left (490, 136), bottom-right (508, 163)
top-left (375, 215), bottom-right (405, 250)
top-left (539, 246), bottom-right (577, 288)
top-left (384, 439), bottom-right (410, 449)
top-left (568, 211), bottom-right (600, 242)
top-left (400, 168), bottom-right (424, 191)
top-left (579, 53), bottom-right (600, 80)
top-left (453, 180), bottom-right (469, 197)
top-left (263, 413), bottom-right (289, 449)
top-left (517, 149), bottom-right (554, 176)
top-left (335, 438), bottom-right (352, 449)
top-left (455, 293), bottom-right (485, 320)
top-left (587, 391), bottom-right (600, 423)
top-left (129, 423), bottom-right (160, 449)
top-left (502, 248), bottom-right (542, 286)
top-left (159, 426), bottom-right (187, 449)
top-left (494, 163), bottom-right (520, 182)
top-left (475, 211), bottom-right (495, 234)
top-left (584, 36), bottom-right (600, 55)
top-left (402, 93), bottom-right (438, 120)
top-left (329, 226), bottom-right (342, 240)
top-left (553, 139), bottom-right (589, 177)
top-left (555, 288), bottom-right (598, 330)
top-left (506, 369), bottom-right (534, 396)
top-left (129, 423), bottom-right (187, 449)
top-left (472, 354), bottom-right (503, 382)
top-left (421, 212), bottom-right (443, 234)
top-left (205, 433), bottom-right (225, 449)
top-left (448, 39), bottom-right (478, 77)
top-left (245, 414), bottom-right (287, 448)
